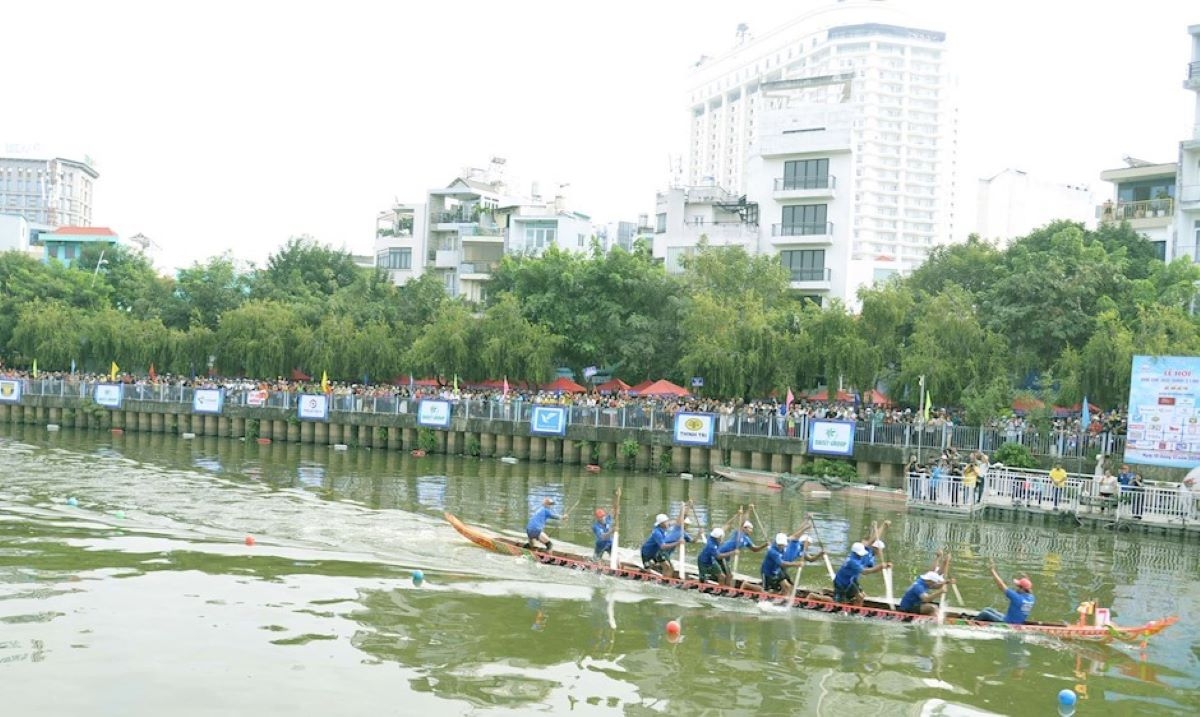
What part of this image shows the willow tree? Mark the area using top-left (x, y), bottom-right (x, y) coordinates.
top-left (1078, 309), bottom-right (1135, 408)
top-left (215, 300), bottom-right (310, 377)
top-left (479, 293), bottom-right (561, 385)
top-left (405, 301), bottom-right (478, 381)
top-left (9, 300), bottom-right (83, 369)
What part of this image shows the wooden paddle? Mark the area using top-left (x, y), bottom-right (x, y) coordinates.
top-left (875, 520), bottom-right (896, 609)
top-left (787, 513), bottom-right (815, 602)
top-left (938, 551), bottom-right (953, 624)
top-left (609, 487), bottom-right (621, 571)
top-left (677, 500), bottom-right (691, 581)
top-left (808, 515), bottom-right (836, 581)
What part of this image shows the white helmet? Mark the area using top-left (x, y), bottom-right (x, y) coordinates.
top-left (851, 542), bottom-right (868, 556)
top-left (775, 532), bottom-right (788, 546)
top-left (654, 513), bottom-right (669, 525)
top-left (710, 528), bottom-right (725, 540)
top-left (742, 521), bottom-right (753, 531)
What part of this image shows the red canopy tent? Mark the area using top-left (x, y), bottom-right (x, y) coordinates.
top-left (291, 368), bottom-right (311, 381)
top-left (634, 379), bottom-right (691, 397)
top-left (595, 378), bottom-right (631, 393)
top-left (629, 379), bottom-right (655, 394)
top-left (862, 389), bottom-right (893, 406)
top-left (807, 388), bottom-right (854, 403)
top-left (540, 376), bottom-right (587, 394)
top-left (1011, 396), bottom-right (1045, 414)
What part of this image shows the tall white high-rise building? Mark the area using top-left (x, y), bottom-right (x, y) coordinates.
top-left (666, 0), bottom-right (958, 303)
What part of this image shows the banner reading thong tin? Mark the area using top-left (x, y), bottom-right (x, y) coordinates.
top-left (1123, 355), bottom-right (1200, 468)
top-left (673, 412), bottom-right (716, 446)
top-left (0, 379), bottom-right (21, 404)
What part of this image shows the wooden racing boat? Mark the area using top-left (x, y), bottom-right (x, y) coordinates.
top-left (713, 466), bottom-right (908, 506)
top-left (444, 512), bottom-right (1177, 643)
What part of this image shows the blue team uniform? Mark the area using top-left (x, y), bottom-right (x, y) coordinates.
top-left (1002, 588), bottom-right (1035, 624)
top-left (833, 555), bottom-right (866, 602)
top-left (526, 506), bottom-right (560, 541)
top-left (718, 532), bottom-right (753, 555)
top-left (697, 534), bottom-right (727, 582)
top-left (898, 579), bottom-right (930, 613)
top-left (760, 544), bottom-right (788, 591)
top-left (641, 526), bottom-right (670, 565)
top-left (783, 539), bottom-right (806, 563)
top-left (663, 525), bottom-right (695, 556)
top-left (592, 516), bottom-right (613, 558)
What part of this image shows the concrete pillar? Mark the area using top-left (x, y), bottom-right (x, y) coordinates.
top-left (200, 415), bottom-right (215, 436)
top-left (598, 441), bottom-right (615, 467)
top-left (446, 431), bottom-right (459, 455)
top-left (402, 428), bottom-right (416, 450)
top-left (481, 433), bottom-right (496, 458)
top-left (529, 436), bottom-right (545, 462)
top-left (513, 435), bottom-right (530, 460)
top-left (328, 422), bottom-right (342, 445)
top-left (388, 426), bottom-right (402, 451)
top-left (496, 433), bottom-right (512, 458)
top-left (435, 430), bottom-right (448, 454)
top-left (561, 439), bottom-right (579, 465)
top-left (48, 407), bottom-right (61, 424)
top-left (0, 404), bottom-right (8, 423)
top-left (689, 447), bottom-right (709, 474)
top-left (770, 452), bottom-right (786, 474)
top-left (135, 411), bottom-right (148, 433)
top-left (545, 438), bottom-right (562, 464)
top-left (314, 422), bottom-right (329, 445)
top-left (300, 421), bottom-right (314, 444)
top-left (231, 417), bottom-right (244, 438)
top-left (750, 451), bottom-right (767, 471)
top-left (708, 449), bottom-right (723, 473)
top-left (75, 407), bottom-right (87, 430)
top-left (150, 413), bottom-right (163, 433)
top-left (271, 420), bottom-right (285, 441)
top-left (358, 424), bottom-right (372, 448)
top-left (287, 420), bottom-right (300, 443)
top-left (637, 444), bottom-right (652, 472)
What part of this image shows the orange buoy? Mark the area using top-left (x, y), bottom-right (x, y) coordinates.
top-left (256, 438), bottom-right (271, 445)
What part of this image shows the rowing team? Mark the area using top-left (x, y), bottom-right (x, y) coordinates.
top-left (525, 497), bottom-right (1035, 625)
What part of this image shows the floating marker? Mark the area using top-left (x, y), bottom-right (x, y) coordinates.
top-left (182, 432), bottom-right (196, 439)
top-left (245, 535), bottom-right (256, 546)
top-left (333, 444), bottom-right (348, 451)
top-left (114, 510), bottom-right (125, 519)
top-left (256, 438), bottom-right (271, 445)
top-left (66, 497), bottom-right (78, 507)
top-left (665, 620), bottom-right (681, 637)
top-left (500, 456), bottom-right (519, 464)
top-left (411, 570), bottom-right (424, 585)
top-left (47, 424), bottom-right (61, 432)
top-left (1057, 689), bottom-right (1077, 716)
top-left (111, 428), bottom-right (124, 435)
top-left (679, 473), bottom-right (693, 481)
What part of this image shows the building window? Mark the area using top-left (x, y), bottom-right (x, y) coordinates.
top-left (781, 159), bottom-right (830, 190)
top-left (780, 204), bottom-right (828, 235)
top-left (656, 213), bottom-right (667, 233)
top-left (780, 249), bottom-right (826, 281)
top-left (666, 246), bottom-right (696, 274)
top-left (376, 248), bottom-right (412, 270)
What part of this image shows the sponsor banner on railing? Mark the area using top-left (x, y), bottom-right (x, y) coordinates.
top-left (93, 383), bottom-right (124, 409)
top-left (0, 379), bottom-right (21, 404)
top-left (417, 399), bottom-right (452, 429)
top-left (673, 412), bottom-right (716, 446)
top-left (192, 388), bottom-right (225, 415)
top-left (246, 390), bottom-right (268, 407)
top-left (529, 405), bottom-right (567, 436)
top-left (808, 419), bottom-right (855, 456)
top-left (297, 394), bottom-right (329, 422)
top-left (1124, 355), bottom-right (1200, 469)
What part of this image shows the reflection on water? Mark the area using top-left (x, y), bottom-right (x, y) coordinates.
top-left (0, 424), bottom-right (1197, 716)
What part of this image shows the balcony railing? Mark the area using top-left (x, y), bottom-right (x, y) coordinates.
top-left (788, 267), bottom-right (832, 283)
top-left (772, 222), bottom-right (834, 236)
top-left (460, 225), bottom-right (502, 237)
top-left (774, 176), bottom-right (836, 191)
top-left (1189, 61), bottom-right (1200, 80)
top-left (1100, 198), bottom-right (1173, 222)
top-left (459, 261), bottom-right (499, 276)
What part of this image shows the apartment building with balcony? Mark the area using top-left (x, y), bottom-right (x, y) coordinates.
top-left (1098, 159), bottom-right (1176, 261)
top-left (373, 160), bottom-right (597, 301)
top-left (660, 1), bottom-right (958, 308)
top-left (1177, 24), bottom-right (1200, 260)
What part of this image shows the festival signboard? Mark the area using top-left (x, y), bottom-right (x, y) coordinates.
top-left (673, 412), bottom-right (716, 446)
top-left (529, 405), bottom-right (568, 436)
top-left (93, 383), bottom-right (124, 409)
top-left (417, 399), bottom-right (452, 429)
top-left (0, 379), bottom-right (21, 404)
top-left (192, 388), bottom-right (225, 415)
top-left (1123, 355), bottom-right (1200, 468)
top-left (807, 419), bottom-right (856, 457)
top-left (297, 393), bottom-right (329, 422)
top-left (246, 390), bottom-right (268, 407)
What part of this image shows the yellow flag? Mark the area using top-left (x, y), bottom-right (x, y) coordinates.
top-left (321, 370), bottom-right (329, 393)
top-left (32, 359), bottom-right (38, 378)
top-left (110, 361), bottom-right (119, 381)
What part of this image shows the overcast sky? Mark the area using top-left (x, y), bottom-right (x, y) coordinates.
top-left (4, 0), bottom-right (1197, 272)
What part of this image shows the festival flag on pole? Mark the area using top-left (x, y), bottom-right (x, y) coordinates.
top-left (922, 390), bottom-right (931, 424)
top-left (1082, 396), bottom-right (1091, 426)
top-left (453, 374), bottom-right (459, 392)
top-left (408, 373), bottom-right (415, 391)
top-left (149, 363), bottom-right (157, 381)
top-left (110, 361), bottom-right (119, 381)
top-left (70, 359), bottom-right (76, 376)
top-left (503, 376), bottom-right (510, 397)
top-left (320, 370), bottom-right (330, 393)
top-left (31, 359), bottom-right (38, 378)
top-left (785, 386), bottom-right (794, 409)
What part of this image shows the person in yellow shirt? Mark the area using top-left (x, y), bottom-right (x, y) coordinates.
top-left (962, 462), bottom-right (978, 505)
top-left (1049, 463), bottom-right (1068, 511)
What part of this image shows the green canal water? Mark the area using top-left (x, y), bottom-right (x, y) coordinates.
top-left (1, 425), bottom-right (1197, 716)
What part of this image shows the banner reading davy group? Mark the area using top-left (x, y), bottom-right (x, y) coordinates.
top-left (807, 419), bottom-right (856, 457)
top-left (1123, 355), bottom-right (1200, 468)
top-left (417, 399), bottom-right (452, 429)
top-left (673, 412), bottom-right (716, 446)
top-left (0, 379), bottom-right (21, 404)
top-left (192, 388), bottom-right (225, 414)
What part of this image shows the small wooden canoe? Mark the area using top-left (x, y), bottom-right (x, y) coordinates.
top-left (444, 513), bottom-right (1177, 643)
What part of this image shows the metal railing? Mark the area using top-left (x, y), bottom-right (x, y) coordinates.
top-left (774, 176), bottom-right (836, 191)
top-left (1100, 198), bottom-right (1174, 222)
top-left (907, 467), bottom-right (1199, 526)
top-left (788, 267), bottom-right (832, 283)
top-left (772, 222), bottom-right (834, 237)
top-left (13, 378), bottom-right (1133, 460)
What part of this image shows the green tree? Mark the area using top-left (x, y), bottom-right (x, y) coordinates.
top-left (405, 301), bottom-right (478, 381)
top-left (215, 300), bottom-right (310, 377)
top-left (163, 254), bottom-right (251, 331)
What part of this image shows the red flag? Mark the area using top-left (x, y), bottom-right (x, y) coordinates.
top-left (785, 386), bottom-right (794, 408)
top-left (503, 376), bottom-right (510, 397)
top-left (149, 363), bottom-right (157, 381)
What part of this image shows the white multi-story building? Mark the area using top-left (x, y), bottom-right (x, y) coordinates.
top-left (0, 151), bottom-right (98, 228)
top-left (1178, 24), bottom-right (1200, 259)
top-left (661, 0), bottom-right (958, 307)
top-left (373, 160), bottom-right (596, 301)
top-left (975, 169), bottom-right (1096, 242)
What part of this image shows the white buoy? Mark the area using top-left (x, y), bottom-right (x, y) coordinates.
top-left (182, 432), bottom-right (196, 439)
top-left (679, 473), bottom-right (694, 481)
top-left (46, 424), bottom-right (61, 431)
top-left (333, 444), bottom-right (348, 451)
top-left (500, 456), bottom-right (519, 464)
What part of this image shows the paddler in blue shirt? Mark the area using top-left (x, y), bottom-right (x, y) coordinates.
top-left (698, 527), bottom-right (739, 585)
top-left (640, 512), bottom-right (686, 577)
top-left (591, 488), bottom-right (620, 561)
top-left (782, 526), bottom-right (825, 584)
top-left (760, 533), bottom-right (807, 594)
top-left (833, 542), bottom-right (891, 606)
top-left (525, 497), bottom-right (563, 552)
top-left (663, 516), bottom-right (696, 558)
top-left (974, 559), bottom-right (1036, 624)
